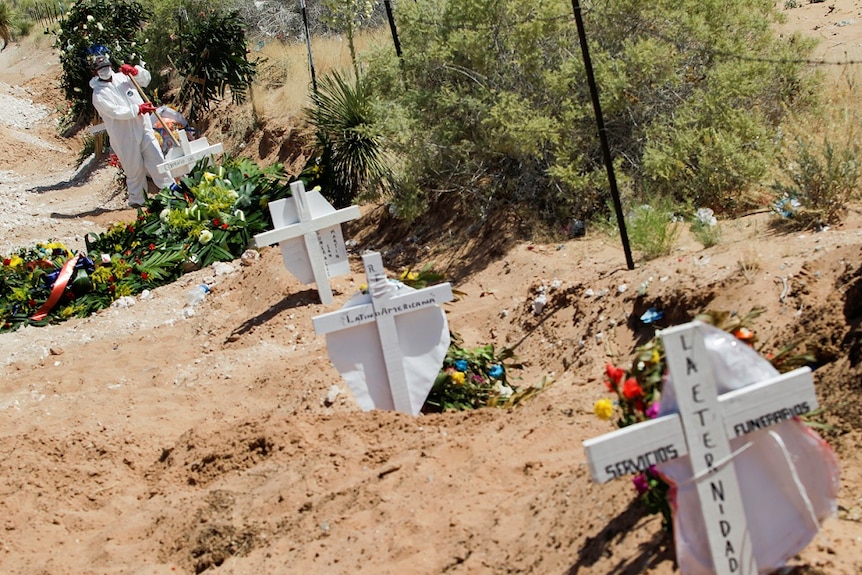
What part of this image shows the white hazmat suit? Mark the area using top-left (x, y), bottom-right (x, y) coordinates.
top-left (90, 65), bottom-right (175, 207)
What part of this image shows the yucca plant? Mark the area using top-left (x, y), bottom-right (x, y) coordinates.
top-left (304, 70), bottom-right (391, 208)
top-left (0, 1), bottom-right (12, 50)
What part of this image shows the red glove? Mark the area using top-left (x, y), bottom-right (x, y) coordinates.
top-left (119, 64), bottom-right (138, 76)
top-left (138, 102), bottom-right (156, 115)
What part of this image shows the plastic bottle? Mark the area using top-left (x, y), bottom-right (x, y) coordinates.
top-left (185, 284), bottom-right (210, 306)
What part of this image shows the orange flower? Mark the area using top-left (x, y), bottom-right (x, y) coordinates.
top-left (622, 377), bottom-right (643, 400)
top-left (732, 327), bottom-right (755, 346)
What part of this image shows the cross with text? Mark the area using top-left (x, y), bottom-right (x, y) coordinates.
top-left (583, 321), bottom-right (818, 575)
top-left (312, 252), bottom-right (453, 415)
top-left (253, 180), bottom-right (360, 305)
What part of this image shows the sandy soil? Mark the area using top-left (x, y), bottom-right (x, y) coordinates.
top-left (1, 3), bottom-right (862, 574)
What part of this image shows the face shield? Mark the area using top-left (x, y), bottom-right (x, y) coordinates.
top-left (90, 53), bottom-right (112, 80)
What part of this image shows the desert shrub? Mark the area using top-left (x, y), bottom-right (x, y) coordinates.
top-left (137, 0), bottom-right (208, 95)
top-left (601, 196), bottom-right (681, 261)
top-left (303, 70), bottom-right (391, 208)
top-left (173, 8), bottom-right (259, 122)
top-left (771, 133), bottom-right (861, 227)
top-left (2, 0), bottom-right (41, 44)
top-left (362, 0), bottom-right (819, 229)
top-left (54, 0), bottom-right (150, 128)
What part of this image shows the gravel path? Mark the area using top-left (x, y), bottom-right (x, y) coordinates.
top-left (0, 77), bottom-right (124, 255)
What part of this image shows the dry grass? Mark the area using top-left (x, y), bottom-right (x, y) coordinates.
top-left (737, 248), bottom-right (761, 284)
top-left (249, 28), bottom-right (390, 122)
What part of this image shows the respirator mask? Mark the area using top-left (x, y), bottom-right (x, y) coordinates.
top-left (97, 67), bottom-right (113, 81)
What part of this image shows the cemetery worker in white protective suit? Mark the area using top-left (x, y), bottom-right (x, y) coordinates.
top-left (88, 46), bottom-right (175, 208)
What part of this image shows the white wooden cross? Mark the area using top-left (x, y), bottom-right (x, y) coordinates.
top-left (582, 321), bottom-right (819, 575)
top-left (312, 251), bottom-right (454, 415)
top-left (157, 129), bottom-right (224, 179)
top-left (253, 180), bottom-right (360, 305)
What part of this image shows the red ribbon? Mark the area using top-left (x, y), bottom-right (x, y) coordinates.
top-left (31, 254), bottom-right (81, 321)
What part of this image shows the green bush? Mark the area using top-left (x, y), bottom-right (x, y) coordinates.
top-left (363, 0), bottom-right (819, 228)
top-left (173, 8), bottom-right (259, 122)
top-left (772, 134), bottom-right (861, 226)
top-left (601, 196), bottom-right (681, 261)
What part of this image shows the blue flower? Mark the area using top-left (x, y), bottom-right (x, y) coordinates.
top-left (454, 359), bottom-right (469, 372)
top-left (488, 364), bottom-right (504, 379)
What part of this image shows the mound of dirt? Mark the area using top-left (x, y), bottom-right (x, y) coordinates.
top-left (2, 4), bottom-right (862, 574)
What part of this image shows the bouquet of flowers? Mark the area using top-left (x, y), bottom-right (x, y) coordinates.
top-left (593, 308), bottom-right (813, 530)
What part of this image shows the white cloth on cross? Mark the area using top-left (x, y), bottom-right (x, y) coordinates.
top-left (322, 281), bottom-right (450, 414)
top-left (657, 323), bottom-right (840, 575)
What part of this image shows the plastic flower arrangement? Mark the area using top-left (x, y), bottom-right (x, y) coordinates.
top-left (394, 267), bottom-right (543, 413)
top-left (0, 157), bottom-right (293, 332)
top-left (424, 333), bottom-right (526, 412)
top-left (593, 308), bottom-right (813, 531)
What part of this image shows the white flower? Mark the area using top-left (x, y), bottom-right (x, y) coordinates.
top-left (86, 14), bottom-right (94, 21)
top-left (96, 23), bottom-right (104, 31)
top-left (199, 229), bottom-right (213, 244)
top-left (159, 208), bottom-right (170, 222)
top-left (234, 209), bottom-right (245, 222)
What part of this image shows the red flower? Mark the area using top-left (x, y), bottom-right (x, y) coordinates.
top-left (220, 223), bottom-right (229, 230)
top-left (622, 377), bottom-right (643, 400)
top-left (140, 272), bottom-right (149, 280)
top-left (213, 218), bottom-right (221, 226)
top-left (149, 243), bottom-right (156, 251)
top-left (2, 258), bottom-right (9, 266)
top-left (604, 363), bottom-right (625, 390)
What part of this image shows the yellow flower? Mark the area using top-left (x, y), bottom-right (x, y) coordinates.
top-left (451, 371), bottom-right (466, 385)
top-left (651, 348), bottom-right (660, 363)
top-left (8, 256), bottom-right (23, 268)
top-left (594, 398), bottom-right (614, 420)
top-left (399, 269), bottom-right (419, 281)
